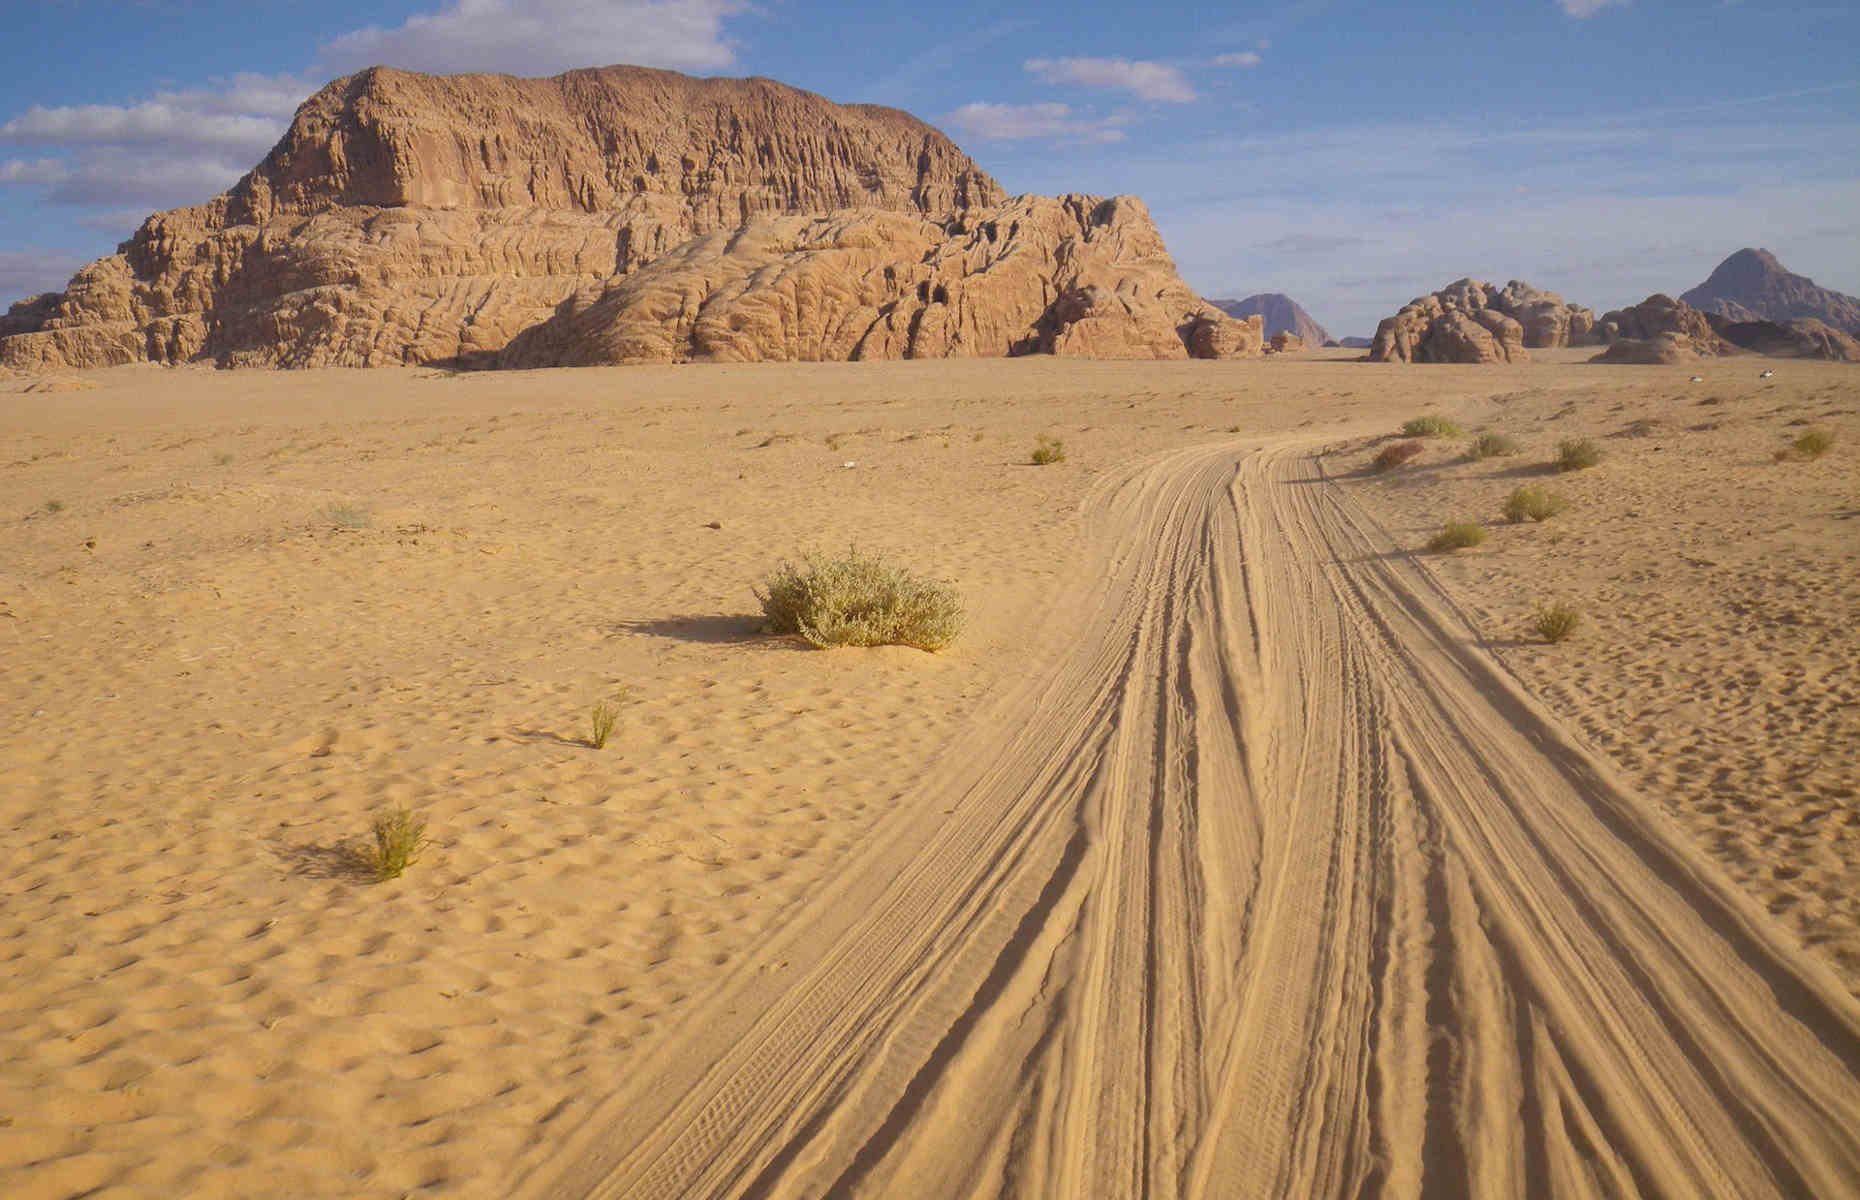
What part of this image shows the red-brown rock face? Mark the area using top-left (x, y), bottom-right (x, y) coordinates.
top-left (1369, 278), bottom-right (1596, 364)
top-left (0, 64), bottom-right (1257, 370)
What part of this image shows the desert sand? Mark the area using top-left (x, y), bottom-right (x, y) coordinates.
top-left (3, 352), bottom-right (1858, 1197)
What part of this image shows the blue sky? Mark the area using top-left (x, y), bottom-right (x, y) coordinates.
top-left (1, 0), bottom-right (1856, 337)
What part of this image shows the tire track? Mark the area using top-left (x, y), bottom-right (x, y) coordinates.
top-left (526, 438), bottom-right (1860, 1199)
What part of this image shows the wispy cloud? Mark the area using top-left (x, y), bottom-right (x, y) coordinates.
top-left (946, 102), bottom-right (1127, 143)
top-left (1558, 0), bottom-right (1627, 17)
top-left (1213, 52), bottom-right (1262, 68)
top-left (322, 0), bottom-right (742, 76)
top-left (1023, 57), bottom-right (1197, 103)
top-left (0, 249), bottom-right (88, 302)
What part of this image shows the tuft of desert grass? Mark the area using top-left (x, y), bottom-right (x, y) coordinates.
top-left (1426, 521), bottom-right (1487, 552)
top-left (1532, 602), bottom-right (1581, 644)
top-left (1502, 485), bottom-right (1567, 523)
top-left (1468, 432), bottom-right (1522, 459)
top-left (44, 499), bottom-right (64, 514)
top-left (320, 503), bottom-right (371, 529)
top-left (757, 548), bottom-right (963, 651)
top-left (354, 807), bottom-right (427, 882)
top-left (1373, 440), bottom-right (1426, 472)
top-left (1790, 429), bottom-right (1835, 459)
top-left (1030, 434), bottom-right (1066, 465)
top-left (1402, 415), bottom-right (1464, 438)
top-left (588, 698), bottom-right (621, 749)
top-left (1555, 439), bottom-right (1602, 472)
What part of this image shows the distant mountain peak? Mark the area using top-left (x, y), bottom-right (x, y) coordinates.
top-left (1681, 248), bottom-right (1860, 334)
top-left (1208, 293), bottom-right (1331, 345)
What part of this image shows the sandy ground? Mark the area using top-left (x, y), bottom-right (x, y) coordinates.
top-left (2, 352), bottom-right (1857, 1197)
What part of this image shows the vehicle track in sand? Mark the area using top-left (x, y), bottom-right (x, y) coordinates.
top-left (526, 436), bottom-right (1860, 1199)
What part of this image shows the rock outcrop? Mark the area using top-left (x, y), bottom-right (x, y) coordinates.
top-left (1590, 334), bottom-right (1704, 365)
top-left (1592, 294), bottom-right (1738, 358)
top-left (497, 195), bottom-right (1259, 365)
top-left (1266, 331), bottom-right (1306, 354)
top-left (0, 64), bottom-right (1256, 371)
top-left (1210, 293), bottom-right (1330, 346)
top-left (1369, 278), bottom-right (1596, 363)
top-left (1680, 248), bottom-right (1860, 334)
top-left (1710, 316), bottom-right (1860, 362)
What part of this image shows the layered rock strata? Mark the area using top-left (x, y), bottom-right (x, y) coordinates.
top-left (1369, 279), bottom-right (1596, 363)
top-left (1, 64), bottom-right (1256, 370)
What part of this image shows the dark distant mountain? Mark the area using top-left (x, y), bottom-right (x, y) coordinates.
top-left (1680, 248), bottom-right (1860, 334)
top-left (1210, 294), bottom-right (1330, 345)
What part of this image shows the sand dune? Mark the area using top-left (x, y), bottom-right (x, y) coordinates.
top-left (4, 354), bottom-right (1857, 1197)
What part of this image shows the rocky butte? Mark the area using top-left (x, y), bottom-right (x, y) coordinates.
top-left (1369, 279), bottom-right (1597, 364)
top-left (0, 65), bottom-right (1259, 371)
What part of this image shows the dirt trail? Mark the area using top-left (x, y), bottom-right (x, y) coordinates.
top-left (527, 437), bottom-right (1860, 1199)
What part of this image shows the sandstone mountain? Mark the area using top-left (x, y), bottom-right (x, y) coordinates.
top-left (1369, 279), bottom-right (1597, 363)
top-left (1680, 248), bottom-right (1860, 334)
top-left (1209, 294), bottom-right (1330, 346)
top-left (1590, 294), bottom-right (1738, 362)
top-left (0, 65), bottom-right (1256, 371)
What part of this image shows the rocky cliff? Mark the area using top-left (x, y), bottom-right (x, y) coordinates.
top-left (0, 65), bottom-right (1255, 370)
top-left (1209, 293), bottom-right (1329, 346)
top-left (1680, 248), bottom-right (1860, 335)
top-left (1369, 279), bottom-right (1596, 364)
top-left (1591, 294), bottom-right (1738, 360)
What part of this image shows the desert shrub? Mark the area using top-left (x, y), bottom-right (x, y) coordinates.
top-left (1555, 439), bottom-right (1602, 471)
top-left (1030, 435), bottom-right (1066, 465)
top-left (1791, 429), bottom-right (1835, 459)
top-left (1372, 441), bottom-right (1426, 472)
top-left (1532, 602), bottom-right (1581, 644)
top-left (43, 499), bottom-right (64, 514)
top-left (321, 503), bottom-right (371, 529)
top-left (589, 700), bottom-right (619, 749)
top-left (1402, 415), bottom-right (1464, 438)
top-left (355, 807), bottom-right (427, 882)
top-left (1502, 485), bottom-right (1567, 523)
top-left (1426, 522), bottom-right (1487, 552)
top-left (1468, 432), bottom-right (1522, 459)
top-left (756, 548), bottom-right (963, 651)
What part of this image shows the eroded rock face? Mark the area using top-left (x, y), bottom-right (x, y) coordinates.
top-left (0, 64), bottom-right (1258, 370)
top-left (1710, 316), bottom-right (1860, 362)
top-left (497, 195), bottom-right (1254, 365)
top-left (1369, 278), bottom-right (1595, 363)
top-left (1594, 294), bottom-right (1738, 357)
top-left (1589, 333), bottom-right (1703, 364)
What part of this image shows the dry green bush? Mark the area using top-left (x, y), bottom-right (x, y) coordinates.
top-left (1555, 439), bottom-right (1602, 471)
top-left (1791, 429), bottom-right (1835, 459)
top-left (1532, 602), bottom-right (1581, 644)
top-left (1402, 415), bottom-right (1464, 438)
top-left (354, 807), bottom-right (428, 882)
top-left (1030, 435), bottom-right (1067, 465)
top-left (589, 700), bottom-right (620, 749)
top-left (1426, 521), bottom-right (1487, 552)
top-left (757, 549), bottom-right (963, 651)
top-left (320, 503), bottom-right (371, 529)
top-left (1502, 485), bottom-right (1567, 523)
top-left (1468, 432), bottom-right (1522, 459)
top-left (1373, 440), bottom-right (1426, 472)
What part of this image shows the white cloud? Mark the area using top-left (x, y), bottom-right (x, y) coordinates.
top-left (321, 0), bottom-right (742, 76)
top-left (2, 104), bottom-right (283, 159)
top-left (1023, 57), bottom-right (1197, 103)
top-left (945, 102), bottom-right (1127, 143)
top-left (1213, 52), bottom-right (1262, 68)
top-left (0, 154), bottom-right (251, 209)
top-left (1559, 0), bottom-right (1627, 16)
